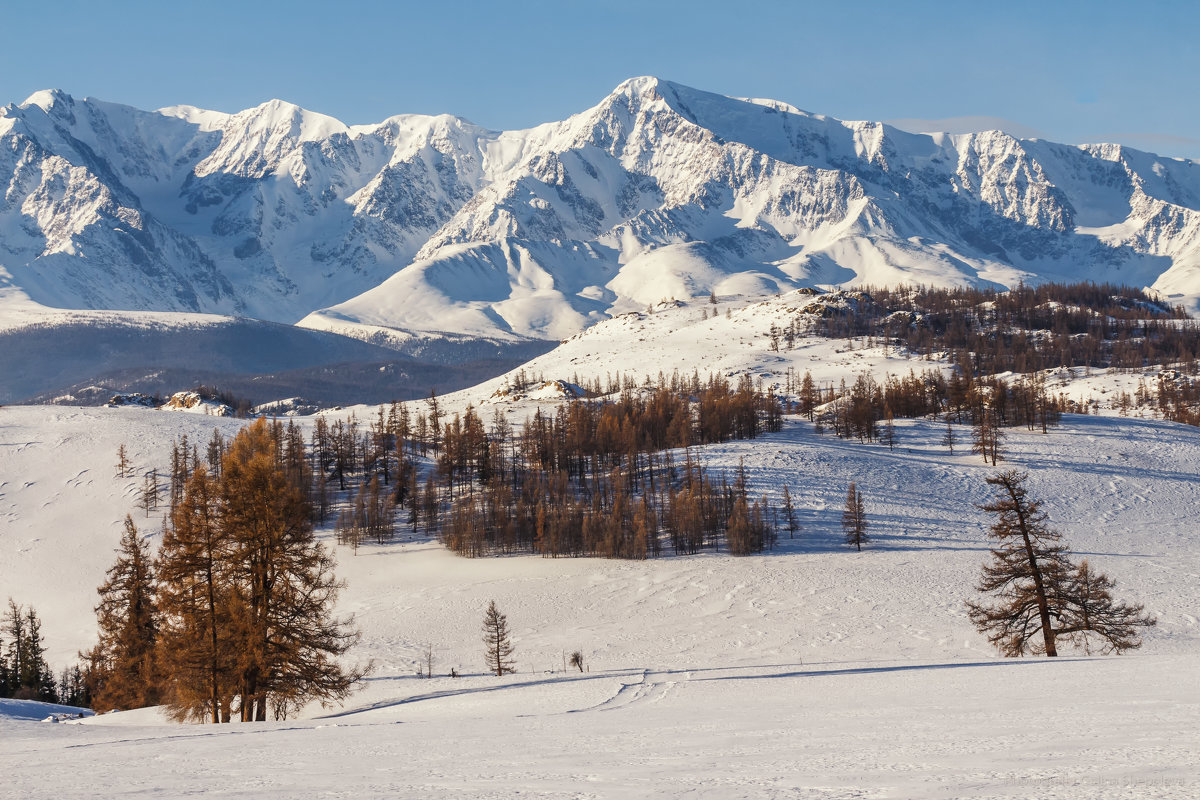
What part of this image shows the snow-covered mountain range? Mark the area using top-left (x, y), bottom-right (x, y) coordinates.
top-left (3, 76), bottom-right (1200, 346)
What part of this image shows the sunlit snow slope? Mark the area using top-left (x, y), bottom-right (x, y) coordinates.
top-left (2, 286), bottom-right (1199, 796)
top-left (1, 390), bottom-right (1198, 797)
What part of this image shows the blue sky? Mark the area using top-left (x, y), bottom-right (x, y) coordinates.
top-left (4, 0), bottom-right (1197, 159)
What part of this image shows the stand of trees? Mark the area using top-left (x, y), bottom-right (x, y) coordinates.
top-left (1, 600), bottom-right (66, 703)
top-left (428, 377), bottom-right (783, 558)
top-left (1134, 370), bottom-right (1200, 426)
top-left (792, 367), bottom-right (1063, 446)
top-left (781, 282), bottom-right (1200, 429)
top-left (86, 419), bottom-right (367, 721)
top-left (806, 282), bottom-right (1197, 375)
top-left (293, 376), bottom-right (786, 560)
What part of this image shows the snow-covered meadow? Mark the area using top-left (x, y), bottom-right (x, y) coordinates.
top-left (1, 293), bottom-right (1197, 796)
top-left (2, 388), bottom-right (1198, 796)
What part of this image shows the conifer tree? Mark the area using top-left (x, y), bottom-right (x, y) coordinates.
top-left (115, 444), bottom-right (131, 479)
top-left (881, 408), bottom-right (897, 451)
top-left (156, 466), bottom-right (236, 722)
top-left (781, 485), bottom-right (799, 540)
top-left (87, 516), bottom-right (160, 711)
top-left (971, 410), bottom-right (1004, 465)
top-left (427, 390), bottom-right (442, 455)
top-left (3, 599), bottom-right (24, 697)
top-left (967, 471), bottom-right (1156, 656)
top-left (842, 482), bottom-right (868, 551)
top-left (4, 600), bottom-right (55, 700)
top-left (219, 419), bottom-right (365, 720)
top-left (0, 629), bottom-right (8, 697)
top-left (23, 607), bottom-right (56, 702)
top-left (798, 371), bottom-right (818, 421)
top-left (726, 494), bottom-right (752, 555)
top-left (206, 428), bottom-right (225, 476)
top-left (482, 600), bottom-right (516, 676)
top-left (942, 417), bottom-right (956, 453)
top-left (139, 469), bottom-right (159, 517)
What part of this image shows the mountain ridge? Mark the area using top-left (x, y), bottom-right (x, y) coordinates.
top-left (2, 77), bottom-right (1199, 346)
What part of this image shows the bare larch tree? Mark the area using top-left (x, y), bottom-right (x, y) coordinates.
top-left (842, 482), bottom-right (868, 551)
top-left (966, 470), bottom-right (1156, 656)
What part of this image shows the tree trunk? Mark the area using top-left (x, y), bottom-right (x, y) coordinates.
top-left (1008, 482), bottom-right (1058, 657)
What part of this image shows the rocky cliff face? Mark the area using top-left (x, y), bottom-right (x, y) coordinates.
top-left (3, 78), bottom-right (1198, 341)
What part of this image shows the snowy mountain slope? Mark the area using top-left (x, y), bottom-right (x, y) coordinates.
top-left (4, 77), bottom-right (1200, 347)
top-left (400, 288), bottom-right (1186, 450)
top-left (0, 90), bottom-right (495, 321)
top-left (305, 77), bottom-right (1200, 338)
top-left (418, 290), bottom-right (945, 421)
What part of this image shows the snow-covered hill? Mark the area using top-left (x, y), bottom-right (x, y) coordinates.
top-left (3, 77), bottom-right (1200, 349)
top-left (2, 399), bottom-right (1198, 796)
top-left (3, 279), bottom-right (1200, 795)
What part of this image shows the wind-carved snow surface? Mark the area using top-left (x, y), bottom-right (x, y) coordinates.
top-left (1, 300), bottom-right (1199, 797)
top-left (3, 77), bottom-right (1200, 346)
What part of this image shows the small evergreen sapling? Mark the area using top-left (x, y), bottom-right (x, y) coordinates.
top-left (482, 600), bottom-right (516, 676)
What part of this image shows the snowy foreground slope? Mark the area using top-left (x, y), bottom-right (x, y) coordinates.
top-left (1, 389), bottom-right (1198, 796)
top-left (5, 654), bottom-right (1196, 799)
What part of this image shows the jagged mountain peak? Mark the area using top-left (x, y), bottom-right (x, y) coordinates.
top-left (19, 88), bottom-right (74, 112)
top-left (593, 75), bottom-right (759, 125)
top-left (188, 98), bottom-right (352, 182)
top-left (3, 79), bottom-right (1200, 345)
top-left (232, 97), bottom-right (349, 140)
top-left (607, 75), bottom-right (675, 104)
top-left (13, 90), bottom-right (154, 131)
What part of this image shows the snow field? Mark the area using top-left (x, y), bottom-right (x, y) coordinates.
top-left (2, 395), bottom-right (1198, 796)
top-left (3, 656), bottom-right (1196, 798)
top-left (0, 407), bottom-right (248, 660)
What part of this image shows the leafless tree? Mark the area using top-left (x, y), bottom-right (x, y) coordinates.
top-left (842, 482), bottom-right (868, 551)
top-left (967, 471), bottom-right (1156, 656)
